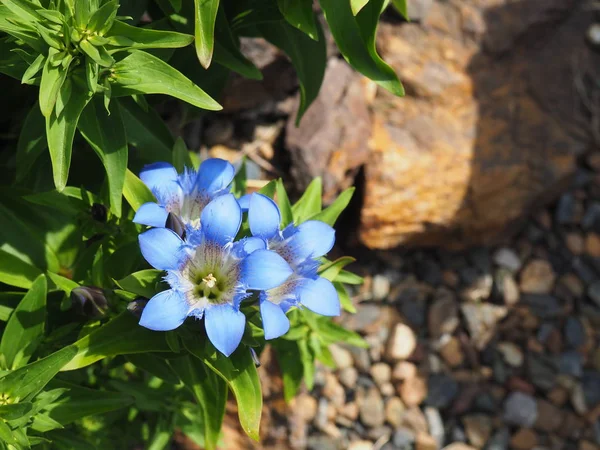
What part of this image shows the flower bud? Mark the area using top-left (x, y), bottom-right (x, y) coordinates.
top-left (166, 212), bottom-right (186, 239)
top-left (91, 203), bottom-right (107, 222)
top-left (127, 298), bottom-right (148, 319)
top-left (71, 286), bottom-right (108, 318)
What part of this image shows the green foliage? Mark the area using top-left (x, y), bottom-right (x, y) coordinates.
top-left (0, 0), bottom-right (396, 447)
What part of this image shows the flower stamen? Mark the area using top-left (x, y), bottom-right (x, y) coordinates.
top-left (202, 273), bottom-right (217, 289)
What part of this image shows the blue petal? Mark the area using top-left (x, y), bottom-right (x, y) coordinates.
top-left (140, 162), bottom-right (178, 192)
top-left (133, 202), bottom-right (169, 227)
top-left (238, 194), bottom-right (251, 212)
top-left (299, 277), bottom-right (340, 316)
top-left (289, 221), bottom-right (335, 260)
top-left (200, 194), bottom-right (241, 245)
top-left (242, 237), bottom-right (267, 255)
top-left (196, 158), bottom-right (235, 193)
top-left (139, 228), bottom-right (185, 271)
top-left (139, 290), bottom-right (189, 331)
top-left (241, 249), bottom-right (293, 290)
top-left (260, 297), bottom-right (290, 340)
top-left (205, 304), bottom-right (245, 356)
top-left (249, 194), bottom-right (281, 240)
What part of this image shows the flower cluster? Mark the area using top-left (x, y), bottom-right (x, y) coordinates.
top-left (135, 160), bottom-right (340, 356)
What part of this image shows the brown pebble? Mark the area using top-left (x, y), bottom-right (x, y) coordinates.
top-left (547, 386), bottom-right (569, 407)
top-left (439, 336), bottom-right (464, 368)
top-left (520, 259), bottom-right (555, 294)
top-left (535, 399), bottom-right (565, 432)
top-left (415, 432), bottom-right (437, 450)
top-left (399, 375), bottom-right (427, 407)
top-left (507, 376), bottom-right (536, 395)
top-left (586, 233), bottom-right (600, 257)
top-left (510, 428), bottom-right (538, 450)
top-left (442, 270), bottom-right (460, 287)
top-left (527, 337), bottom-right (544, 353)
top-left (566, 232), bottom-right (585, 255)
top-left (580, 441), bottom-right (600, 450)
top-left (393, 361), bottom-right (417, 381)
top-left (545, 328), bottom-right (563, 354)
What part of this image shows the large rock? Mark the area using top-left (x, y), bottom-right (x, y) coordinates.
top-left (359, 0), bottom-right (594, 249)
top-left (285, 58), bottom-right (373, 203)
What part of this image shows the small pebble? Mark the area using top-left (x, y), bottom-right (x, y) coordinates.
top-left (386, 323), bottom-right (417, 361)
top-left (520, 259), bottom-right (556, 294)
top-left (372, 274), bottom-right (391, 301)
top-left (503, 392), bottom-right (538, 427)
top-left (493, 247), bottom-right (522, 272)
top-left (370, 363), bottom-right (392, 386)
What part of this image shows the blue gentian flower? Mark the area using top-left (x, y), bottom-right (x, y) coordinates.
top-left (246, 193), bottom-right (341, 340)
top-left (133, 158), bottom-right (235, 229)
top-left (137, 194), bottom-right (293, 356)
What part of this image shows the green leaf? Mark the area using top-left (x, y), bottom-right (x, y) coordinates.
top-left (184, 339), bottom-right (262, 441)
top-left (0, 402), bottom-right (32, 421)
top-left (231, 158), bottom-right (247, 198)
top-left (170, 356), bottom-right (226, 450)
top-left (213, 7), bottom-right (262, 80)
top-left (318, 256), bottom-right (356, 282)
top-left (258, 19), bottom-right (325, 124)
top-left (0, 274), bottom-right (46, 370)
top-left (0, 346), bottom-right (77, 401)
top-left (258, 180), bottom-right (276, 199)
top-left (335, 282), bottom-right (356, 313)
top-left (112, 50), bottom-right (222, 111)
top-left (39, 48), bottom-right (71, 118)
top-left (119, 97), bottom-right (173, 161)
top-left (317, 319), bottom-right (368, 348)
top-left (127, 354), bottom-right (180, 384)
top-left (107, 20), bottom-right (194, 49)
top-left (310, 187), bottom-right (354, 226)
top-left (275, 179), bottom-right (293, 227)
top-left (276, 0), bottom-right (318, 40)
top-left (44, 380), bottom-right (133, 425)
top-left (334, 269), bottom-right (363, 285)
top-left (79, 39), bottom-right (114, 67)
top-left (319, 0), bottom-right (403, 96)
top-left (123, 169), bottom-right (156, 211)
top-left (61, 312), bottom-right (171, 371)
top-left (0, 249), bottom-right (42, 289)
top-left (297, 338), bottom-right (315, 390)
top-left (193, 0), bottom-right (219, 68)
top-left (0, 293), bottom-right (22, 322)
top-left (16, 103), bottom-right (46, 182)
top-left (78, 96), bottom-right (128, 217)
top-left (21, 52), bottom-right (44, 84)
top-left (172, 137), bottom-right (192, 172)
top-left (87, 0), bottom-right (118, 34)
top-left (115, 270), bottom-right (164, 299)
top-left (46, 272), bottom-right (79, 295)
top-left (351, 0), bottom-right (369, 15)
top-left (391, 0), bottom-right (408, 19)
top-left (291, 177), bottom-right (322, 223)
top-left (46, 76), bottom-right (93, 191)
top-left (0, 419), bottom-right (17, 446)
top-left (272, 340), bottom-right (303, 403)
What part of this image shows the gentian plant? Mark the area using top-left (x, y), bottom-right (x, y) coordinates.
top-left (0, 0), bottom-right (405, 448)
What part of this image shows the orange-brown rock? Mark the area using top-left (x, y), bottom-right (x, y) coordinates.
top-left (286, 59), bottom-right (373, 203)
top-left (359, 0), bottom-right (594, 249)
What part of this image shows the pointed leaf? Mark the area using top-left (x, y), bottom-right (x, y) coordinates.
top-left (0, 249), bottom-right (42, 289)
top-left (112, 50), bottom-right (222, 111)
top-left (123, 169), bottom-right (156, 211)
top-left (46, 76), bottom-right (93, 191)
top-left (184, 339), bottom-right (262, 441)
top-left (39, 48), bottom-right (70, 118)
top-left (276, 0), bottom-right (318, 39)
top-left (0, 346), bottom-right (77, 401)
top-left (115, 269), bottom-right (164, 299)
top-left (310, 187), bottom-right (354, 225)
top-left (275, 179), bottom-right (293, 227)
top-left (319, 0), bottom-right (404, 96)
top-left (0, 274), bottom-right (46, 370)
top-left (193, 0), bottom-right (219, 68)
top-left (78, 96), bottom-right (128, 217)
top-left (291, 177), bottom-right (322, 223)
top-left (170, 355), bottom-right (226, 450)
top-left (16, 103), bottom-right (46, 182)
top-left (107, 20), bottom-right (194, 49)
top-left (258, 19), bottom-right (325, 124)
top-left (61, 312), bottom-right (170, 371)
top-left (351, 0), bottom-right (369, 15)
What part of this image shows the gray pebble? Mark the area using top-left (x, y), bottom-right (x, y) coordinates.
top-left (503, 392), bottom-right (538, 428)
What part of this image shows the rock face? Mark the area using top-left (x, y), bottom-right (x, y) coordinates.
top-left (359, 0), bottom-right (594, 249)
top-left (285, 58), bottom-right (373, 204)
